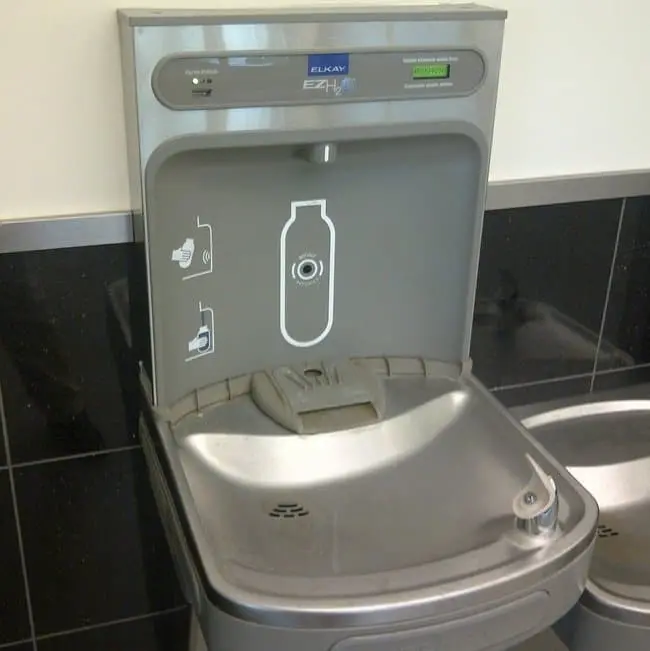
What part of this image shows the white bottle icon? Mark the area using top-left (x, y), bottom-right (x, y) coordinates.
top-left (280, 199), bottom-right (335, 348)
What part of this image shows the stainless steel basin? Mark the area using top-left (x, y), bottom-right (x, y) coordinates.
top-left (515, 388), bottom-right (650, 626)
top-left (175, 378), bottom-right (569, 585)
top-left (147, 369), bottom-right (597, 636)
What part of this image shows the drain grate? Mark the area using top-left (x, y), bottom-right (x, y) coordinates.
top-left (269, 503), bottom-right (310, 519)
top-left (597, 524), bottom-right (620, 538)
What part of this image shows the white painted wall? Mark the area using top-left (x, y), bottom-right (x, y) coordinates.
top-left (1, 0), bottom-right (649, 219)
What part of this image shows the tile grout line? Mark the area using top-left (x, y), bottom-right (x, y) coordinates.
top-left (490, 371), bottom-right (595, 393)
top-left (0, 640), bottom-right (33, 650)
top-left (11, 443), bottom-right (141, 470)
top-left (0, 384), bottom-right (38, 651)
top-left (490, 358), bottom-right (650, 397)
top-left (594, 360), bottom-right (650, 377)
top-left (34, 604), bottom-right (189, 642)
top-left (589, 196), bottom-right (627, 393)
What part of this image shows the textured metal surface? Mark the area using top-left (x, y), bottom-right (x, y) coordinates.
top-left (520, 392), bottom-right (650, 626)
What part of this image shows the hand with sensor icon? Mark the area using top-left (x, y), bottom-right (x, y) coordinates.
top-left (171, 238), bottom-right (195, 269)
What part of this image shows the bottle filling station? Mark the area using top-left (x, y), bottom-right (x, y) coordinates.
top-left (118, 5), bottom-right (599, 651)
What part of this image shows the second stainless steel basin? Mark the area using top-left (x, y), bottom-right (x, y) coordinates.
top-left (519, 395), bottom-right (650, 612)
top-left (514, 386), bottom-right (650, 650)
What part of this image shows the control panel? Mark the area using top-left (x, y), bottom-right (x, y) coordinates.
top-left (153, 50), bottom-right (485, 110)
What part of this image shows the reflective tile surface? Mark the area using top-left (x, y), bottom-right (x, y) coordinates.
top-left (599, 195), bottom-right (650, 371)
top-left (593, 364), bottom-right (650, 392)
top-left (36, 608), bottom-right (190, 651)
top-left (0, 246), bottom-right (136, 464)
top-left (472, 200), bottom-right (623, 388)
top-left (0, 471), bottom-right (30, 645)
top-left (0, 643), bottom-right (32, 651)
top-left (0, 411), bottom-right (5, 468)
top-left (493, 376), bottom-right (592, 408)
top-left (14, 449), bottom-right (185, 636)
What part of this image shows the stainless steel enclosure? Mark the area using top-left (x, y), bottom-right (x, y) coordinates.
top-left (118, 6), bottom-right (598, 651)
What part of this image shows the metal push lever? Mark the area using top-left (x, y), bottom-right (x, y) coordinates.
top-left (513, 454), bottom-right (559, 537)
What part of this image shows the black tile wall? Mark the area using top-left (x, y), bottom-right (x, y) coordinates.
top-left (592, 365), bottom-right (650, 393)
top-left (472, 199), bottom-right (624, 389)
top-left (0, 246), bottom-right (137, 465)
top-left (0, 471), bottom-right (31, 646)
top-left (0, 416), bottom-right (6, 469)
top-left (36, 608), bottom-right (189, 651)
top-left (0, 643), bottom-right (33, 651)
top-left (492, 377), bottom-right (593, 409)
top-left (14, 449), bottom-right (184, 636)
top-left (598, 195), bottom-right (650, 370)
top-left (0, 243), bottom-right (186, 651)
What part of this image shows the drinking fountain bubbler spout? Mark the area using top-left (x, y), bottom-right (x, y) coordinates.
top-left (513, 454), bottom-right (560, 537)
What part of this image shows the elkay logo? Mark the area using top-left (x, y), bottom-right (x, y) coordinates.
top-left (307, 53), bottom-right (350, 76)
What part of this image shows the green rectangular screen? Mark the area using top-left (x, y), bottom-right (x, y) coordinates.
top-left (412, 64), bottom-right (450, 80)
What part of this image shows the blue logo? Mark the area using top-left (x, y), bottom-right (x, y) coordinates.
top-left (307, 53), bottom-right (350, 77)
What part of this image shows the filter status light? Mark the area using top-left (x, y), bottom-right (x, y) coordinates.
top-left (412, 64), bottom-right (450, 80)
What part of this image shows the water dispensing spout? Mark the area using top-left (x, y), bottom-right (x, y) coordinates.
top-left (301, 142), bottom-right (338, 165)
top-left (513, 454), bottom-right (559, 537)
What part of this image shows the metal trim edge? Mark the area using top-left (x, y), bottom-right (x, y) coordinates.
top-left (486, 169), bottom-right (650, 211)
top-left (1, 170), bottom-right (649, 253)
top-left (0, 212), bottom-right (133, 254)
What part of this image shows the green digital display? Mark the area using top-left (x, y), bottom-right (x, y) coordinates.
top-left (412, 64), bottom-right (450, 80)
